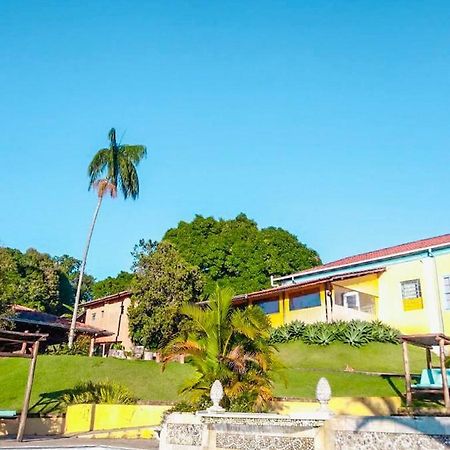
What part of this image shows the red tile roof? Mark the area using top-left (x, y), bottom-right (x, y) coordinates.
top-left (275, 233), bottom-right (450, 281)
top-left (83, 290), bottom-right (131, 308)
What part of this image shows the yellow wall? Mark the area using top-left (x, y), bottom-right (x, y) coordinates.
top-left (65, 404), bottom-right (170, 434)
top-left (252, 288), bottom-right (326, 327)
top-left (279, 397), bottom-right (401, 416)
top-left (377, 259), bottom-right (429, 334)
top-left (283, 288), bottom-right (326, 324)
top-left (335, 274), bottom-right (379, 297)
top-left (64, 398), bottom-right (401, 434)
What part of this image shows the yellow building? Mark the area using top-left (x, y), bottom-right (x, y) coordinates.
top-left (234, 234), bottom-right (450, 334)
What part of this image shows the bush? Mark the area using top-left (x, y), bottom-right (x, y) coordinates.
top-left (61, 380), bottom-right (137, 406)
top-left (269, 319), bottom-right (400, 347)
top-left (47, 335), bottom-right (91, 356)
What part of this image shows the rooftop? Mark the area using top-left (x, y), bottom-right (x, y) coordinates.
top-left (273, 233), bottom-right (450, 283)
top-left (84, 290), bottom-right (131, 308)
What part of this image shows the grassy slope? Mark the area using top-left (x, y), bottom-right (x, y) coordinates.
top-left (0, 343), bottom-right (427, 411)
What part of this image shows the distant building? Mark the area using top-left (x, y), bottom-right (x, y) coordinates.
top-left (10, 305), bottom-right (112, 349)
top-left (234, 234), bottom-right (450, 335)
top-left (83, 291), bottom-right (133, 355)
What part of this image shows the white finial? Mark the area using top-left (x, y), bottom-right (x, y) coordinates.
top-left (208, 380), bottom-right (225, 413)
top-left (316, 377), bottom-right (331, 411)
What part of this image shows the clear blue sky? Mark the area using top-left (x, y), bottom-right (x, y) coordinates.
top-left (1, 1), bottom-right (449, 280)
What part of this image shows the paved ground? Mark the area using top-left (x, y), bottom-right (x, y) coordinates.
top-left (0, 436), bottom-right (158, 449)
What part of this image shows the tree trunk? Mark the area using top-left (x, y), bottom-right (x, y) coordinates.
top-left (68, 195), bottom-right (103, 348)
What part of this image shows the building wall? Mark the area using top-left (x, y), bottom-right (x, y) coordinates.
top-left (84, 297), bottom-right (133, 350)
top-left (330, 251), bottom-right (450, 334)
top-left (257, 249), bottom-right (450, 335)
top-left (250, 288), bottom-right (326, 327)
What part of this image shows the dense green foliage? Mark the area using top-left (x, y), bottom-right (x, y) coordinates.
top-left (0, 343), bottom-right (428, 411)
top-left (128, 240), bottom-right (204, 349)
top-left (0, 247), bottom-right (93, 315)
top-left (92, 271), bottom-right (133, 299)
top-left (62, 380), bottom-right (137, 406)
top-left (270, 320), bottom-right (400, 347)
top-left (164, 214), bottom-right (321, 295)
top-left (163, 286), bottom-right (280, 412)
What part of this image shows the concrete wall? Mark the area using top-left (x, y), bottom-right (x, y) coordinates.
top-left (0, 416), bottom-right (64, 437)
top-left (64, 404), bottom-right (171, 434)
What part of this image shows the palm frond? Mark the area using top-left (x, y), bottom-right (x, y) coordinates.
top-left (121, 144), bottom-right (147, 164)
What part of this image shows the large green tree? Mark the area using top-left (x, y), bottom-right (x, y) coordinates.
top-left (128, 240), bottom-right (203, 350)
top-left (92, 271), bottom-right (134, 299)
top-left (164, 214), bottom-right (321, 294)
top-left (0, 247), bottom-right (89, 316)
top-left (163, 286), bottom-right (280, 412)
top-left (69, 128), bottom-right (147, 347)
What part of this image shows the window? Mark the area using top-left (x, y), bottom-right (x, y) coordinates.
top-left (400, 279), bottom-right (423, 311)
top-left (92, 312), bottom-right (96, 321)
top-left (443, 276), bottom-right (450, 310)
top-left (289, 292), bottom-right (321, 310)
top-left (256, 299), bottom-right (279, 315)
top-left (401, 279), bottom-right (422, 299)
top-left (343, 291), bottom-right (360, 310)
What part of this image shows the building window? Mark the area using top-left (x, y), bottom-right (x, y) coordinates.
top-left (92, 312), bottom-right (96, 321)
top-left (289, 292), bottom-right (321, 310)
top-left (401, 279), bottom-right (423, 311)
top-left (343, 291), bottom-right (360, 310)
top-left (101, 310), bottom-right (105, 318)
top-left (443, 276), bottom-right (450, 310)
top-left (256, 299), bottom-right (279, 315)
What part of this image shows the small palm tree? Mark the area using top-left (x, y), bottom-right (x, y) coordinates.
top-left (163, 286), bottom-right (281, 412)
top-left (68, 128), bottom-right (146, 347)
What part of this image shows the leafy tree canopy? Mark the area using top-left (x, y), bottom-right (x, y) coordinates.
top-left (92, 271), bottom-right (134, 299)
top-left (0, 247), bottom-right (94, 316)
top-left (163, 214), bottom-right (321, 295)
top-left (128, 240), bottom-right (204, 350)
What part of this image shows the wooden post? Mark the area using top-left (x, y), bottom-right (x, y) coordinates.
top-left (402, 341), bottom-right (412, 406)
top-left (439, 338), bottom-right (450, 410)
top-left (17, 340), bottom-right (40, 442)
top-left (426, 348), bottom-right (432, 370)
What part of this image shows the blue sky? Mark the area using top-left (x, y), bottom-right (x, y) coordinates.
top-left (1, 1), bottom-right (449, 280)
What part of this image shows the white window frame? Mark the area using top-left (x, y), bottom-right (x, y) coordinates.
top-left (400, 279), bottom-right (422, 300)
top-left (442, 274), bottom-right (450, 310)
top-left (343, 291), bottom-right (360, 310)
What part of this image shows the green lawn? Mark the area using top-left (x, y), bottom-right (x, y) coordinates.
top-left (0, 342), bottom-right (427, 411)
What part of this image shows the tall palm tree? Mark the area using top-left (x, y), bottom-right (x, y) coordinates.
top-left (163, 286), bottom-right (281, 412)
top-left (68, 128), bottom-right (147, 348)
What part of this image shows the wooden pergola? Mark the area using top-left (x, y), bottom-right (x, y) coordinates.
top-left (401, 333), bottom-right (450, 410)
top-left (0, 329), bottom-right (47, 441)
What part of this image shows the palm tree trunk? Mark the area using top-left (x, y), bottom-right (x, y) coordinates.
top-left (68, 195), bottom-right (103, 348)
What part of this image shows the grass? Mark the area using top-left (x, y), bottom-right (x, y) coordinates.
top-left (0, 342), bottom-right (428, 412)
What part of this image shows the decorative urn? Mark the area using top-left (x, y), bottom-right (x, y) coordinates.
top-left (316, 377), bottom-right (332, 411)
top-left (208, 379), bottom-right (225, 413)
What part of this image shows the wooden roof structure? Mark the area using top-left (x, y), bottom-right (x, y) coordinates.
top-left (400, 333), bottom-right (450, 410)
top-left (0, 329), bottom-right (47, 441)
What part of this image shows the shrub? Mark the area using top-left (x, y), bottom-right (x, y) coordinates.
top-left (302, 322), bottom-right (335, 346)
top-left (47, 335), bottom-right (91, 356)
top-left (61, 380), bottom-right (137, 406)
top-left (269, 319), bottom-right (400, 347)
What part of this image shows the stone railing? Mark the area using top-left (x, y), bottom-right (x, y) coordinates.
top-left (158, 379), bottom-right (450, 450)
